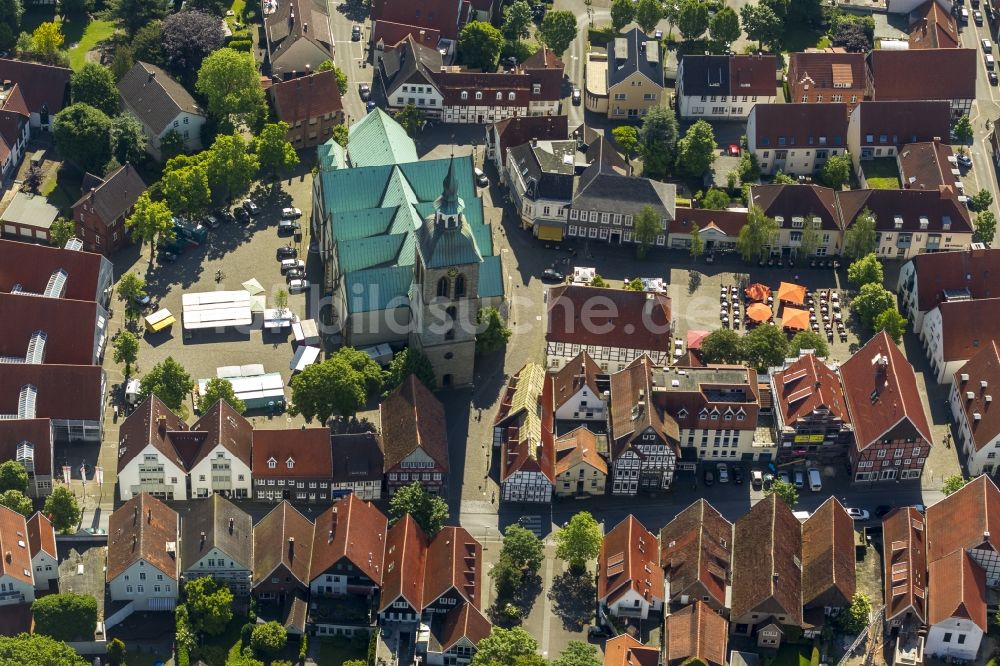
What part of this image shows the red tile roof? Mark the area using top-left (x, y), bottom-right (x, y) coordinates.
top-left (773, 353), bottom-right (850, 428)
top-left (0, 238), bottom-right (106, 302)
top-left (554, 427), bottom-right (608, 477)
top-left (491, 115), bottom-right (569, 163)
top-left (435, 603), bottom-right (492, 651)
top-left (750, 103), bottom-right (849, 151)
top-left (867, 49), bottom-right (977, 102)
top-left (251, 428), bottom-right (333, 479)
top-left (0, 293), bottom-right (98, 365)
top-left (664, 601), bottom-right (728, 666)
top-left (26, 512), bottom-right (56, 561)
top-left (839, 331), bottom-right (932, 450)
top-left (550, 351), bottom-right (603, 411)
top-left (270, 70), bottom-right (344, 126)
top-left (0, 59), bottom-right (71, 115)
top-left (547, 285), bottom-right (672, 352)
top-left (373, 21), bottom-right (440, 51)
top-left (437, 70), bottom-right (531, 106)
top-left (898, 140), bottom-right (959, 192)
top-left (500, 366), bottom-right (555, 484)
top-left (787, 50), bottom-right (865, 99)
top-left (310, 494), bottom-right (387, 584)
top-left (609, 356), bottom-right (680, 458)
top-left (935, 297), bottom-right (1000, 363)
top-left (655, 365), bottom-right (760, 433)
top-left (729, 55), bottom-right (778, 96)
top-left (423, 526), bottom-right (481, 608)
top-left (908, 0), bottom-right (960, 49)
top-left (380, 375), bottom-right (449, 472)
top-left (603, 635), bottom-right (660, 666)
top-left (908, 247), bottom-right (1000, 312)
top-left (107, 493), bottom-right (179, 581)
top-left (837, 187), bottom-right (973, 237)
top-left (953, 342), bottom-right (1000, 451)
top-left (0, 505), bottom-right (32, 588)
top-left (0, 364), bottom-right (104, 422)
top-left (380, 514), bottom-right (428, 612)
top-left (0, 419), bottom-right (52, 484)
top-left (659, 499), bottom-right (732, 609)
top-left (252, 500), bottom-right (314, 588)
top-left (882, 506), bottom-right (927, 623)
top-left (750, 184), bottom-right (842, 232)
top-left (730, 493), bottom-right (802, 624)
top-left (522, 47), bottom-right (564, 101)
top-left (597, 515), bottom-right (664, 607)
top-left (189, 399), bottom-right (253, 469)
top-left (850, 101), bottom-right (952, 147)
top-left (925, 475), bottom-right (1000, 564)
top-left (372, 0), bottom-right (463, 40)
top-left (928, 548), bottom-right (987, 630)
top-left (116, 395), bottom-right (189, 474)
top-left (802, 497), bottom-right (856, 609)
top-left (669, 207), bottom-right (748, 238)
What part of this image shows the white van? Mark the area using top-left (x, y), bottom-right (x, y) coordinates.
top-left (987, 54), bottom-right (996, 70)
top-left (808, 468), bottom-right (822, 492)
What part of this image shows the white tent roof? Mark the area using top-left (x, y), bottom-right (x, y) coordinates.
top-left (182, 290), bottom-right (253, 330)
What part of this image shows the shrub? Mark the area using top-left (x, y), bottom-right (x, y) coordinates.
top-left (177, 646), bottom-right (190, 666)
top-left (587, 27), bottom-right (615, 46)
top-left (227, 38), bottom-right (252, 51)
top-left (299, 633), bottom-right (308, 661)
top-left (810, 646), bottom-right (820, 666)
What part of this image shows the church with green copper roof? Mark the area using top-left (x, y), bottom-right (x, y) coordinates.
top-left (310, 109), bottom-right (505, 387)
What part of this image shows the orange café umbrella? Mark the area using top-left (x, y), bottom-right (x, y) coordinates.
top-left (744, 283), bottom-right (771, 302)
top-left (687, 329), bottom-right (710, 350)
top-left (783, 307), bottom-right (810, 331)
top-left (747, 303), bottom-right (772, 322)
top-left (777, 281), bottom-right (806, 305)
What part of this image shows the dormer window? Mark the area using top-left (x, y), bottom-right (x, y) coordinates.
top-left (286, 457), bottom-right (295, 469)
top-left (677, 408), bottom-right (688, 418)
top-left (461, 91), bottom-right (468, 100)
top-left (475, 91), bottom-right (483, 100)
top-left (699, 408), bottom-right (709, 419)
top-left (496, 92), bottom-right (502, 100)
top-left (267, 457), bottom-right (277, 469)
top-left (508, 92), bottom-right (515, 100)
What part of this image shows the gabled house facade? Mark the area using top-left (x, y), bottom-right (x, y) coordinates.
top-left (925, 549), bottom-right (986, 660)
top-left (598, 515), bottom-right (664, 619)
top-left (950, 342), bottom-right (1000, 476)
top-left (786, 49), bottom-right (865, 112)
top-left (659, 499), bottom-right (732, 612)
top-left (897, 247), bottom-right (1000, 336)
top-left (330, 431), bottom-right (385, 500)
top-left (925, 476), bottom-right (1000, 587)
top-left (269, 69), bottom-right (345, 149)
top-left (379, 514), bottom-right (428, 624)
top-left (420, 602), bottom-right (491, 666)
top-left (553, 427), bottom-right (608, 498)
top-left (26, 512), bottom-right (57, 591)
top-left (118, 62), bottom-right (206, 160)
top-left (186, 400), bottom-right (253, 499)
top-left (265, 0), bottom-right (334, 79)
top-left (495, 363), bottom-right (555, 503)
top-left (381, 375), bottom-right (449, 497)
top-left (252, 428), bottom-right (334, 502)
top-left (72, 163), bottom-right (147, 256)
top-left (0, 419), bottom-right (53, 498)
top-left (605, 28), bottom-right (663, 120)
top-left (309, 494), bottom-right (387, 600)
top-left (251, 500), bottom-right (314, 607)
top-left (801, 498), bottom-right (856, 613)
top-left (847, 100), bottom-right (952, 177)
top-left (676, 54), bottom-right (778, 119)
top-left (180, 494), bottom-right (253, 596)
top-left (550, 351), bottom-right (608, 423)
top-left (107, 493), bottom-right (180, 611)
top-left (921, 297), bottom-right (1000, 383)
top-left (746, 103), bottom-right (849, 177)
top-left (0, 58), bottom-right (71, 131)
top-left (665, 601), bottom-right (728, 666)
top-left (0, 505), bottom-right (35, 605)
top-left (116, 396), bottom-right (191, 501)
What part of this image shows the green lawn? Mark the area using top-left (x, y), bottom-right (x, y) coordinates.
top-left (780, 25), bottom-right (829, 52)
top-left (316, 636), bottom-right (367, 666)
top-left (67, 19), bottom-right (116, 70)
top-left (41, 164), bottom-right (84, 216)
top-left (772, 644), bottom-right (812, 666)
top-left (863, 157), bottom-right (902, 189)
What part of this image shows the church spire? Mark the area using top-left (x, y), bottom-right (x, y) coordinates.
top-left (434, 155), bottom-right (464, 223)
top-left (441, 155), bottom-right (459, 207)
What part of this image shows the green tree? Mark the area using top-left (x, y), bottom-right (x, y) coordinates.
top-left (162, 163), bottom-right (211, 220)
top-left (555, 512), bottom-right (602, 574)
top-left (701, 328), bottom-right (741, 363)
top-left (821, 153), bottom-right (851, 190)
top-left (553, 642), bottom-right (601, 666)
top-left (624, 277), bottom-right (644, 291)
top-left (612, 125), bottom-right (639, 157)
top-left (332, 124), bottom-right (349, 147)
top-left (196, 48), bottom-right (265, 124)
top-left (206, 133), bottom-right (259, 200)
top-left (250, 621), bottom-right (287, 657)
top-left (254, 122), bottom-right (299, 177)
top-left (797, 215), bottom-right (821, 259)
top-left (590, 274), bottom-right (607, 288)
top-left (112, 0), bottom-right (166, 36)
top-left (110, 114), bottom-right (147, 167)
top-left (469, 627), bottom-right (539, 666)
top-left (116, 271), bottom-right (147, 320)
top-left (385, 348), bottom-right (437, 394)
top-left (789, 330), bottom-right (828, 357)
top-left (186, 0), bottom-right (228, 14)
top-left (106, 638), bottom-right (127, 666)
top-left (611, 0), bottom-right (636, 32)
top-left (975, 210), bottom-right (997, 244)
top-left (48, 218), bottom-right (77, 247)
top-left (395, 104), bottom-right (426, 137)
top-left (0, 460), bottom-right (29, 494)
top-left (289, 352), bottom-right (379, 423)
top-left (700, 188), bottom-right (729, 209)
top-left (54, 103), bottom-right (112, 174)
top-left (838, 593), bottom-right (873, 634)
top-left (500, 524), bottom-right (544, 574)
top-left (772, 170), bottom-right (796, 185)
top-left (198, 378), bottom-right (246, 415)
top-left (112, 331), bottom-right (140, 377)
top-left (32, 593), bottom-right (97, 641)
top-left (333, 346), bottom-right (385, 396)
top-left (739, 3), bottom-right (781, 49)
top-left (70, 63), bottom-right (119, 117)
top-left (159, 130), bottom-right (186, 163)
top-left (537, 11), bottom-right (577, 57)
top-left (633, 204), bottom-right (661, 259)
top-left (709, 5), bottom-right (740, 46)
top-left (0, 489), bottom-right (32, 517)
top-left (317, 60), bottom-right (349, 94)
top-left (0, 633), bottom-right (89, 665)
top-left (970, 189), bottom-right (994, 213)
top-left (874, 308), bottom-right (907, 344)
top-left (843, 209), bottom-right (878, 259)
top-left (690, 222), bottom-right (704, 260)
top-left (477, 306), bottom-right (512, 353)
top-left (851, 282), bottom-right (896, 329)
top-left (739, 323), bottom-right (788, 370)
top-left (737, 151), bottom-right (760, 183)
top-left (502, 0), bottom-right (534, 41)
top-left (185, 576), bottom-right (234, 636)
top-left (387, 482), bottom-right (449, 536)
top-left (459, 20), bottom-right (505, 70)
top-left (130, 20), bottom-right (165, 66)
top-left (662, 1), bottom-right (680, 37)
top-left (943, 474), bottom-right (970, 495)
top-left (138, 357), bottom-right (195, 411)
top-left (736, 205), bottom-right (778, 262)
top-left (766, 479), bottom-right (798, 507)
top-left (677, 0), bottom-right (709, 40)
top-left (954, 115), bottom-right (974, 144)
top-left (174, 604), bottom-right (196, 654)
top-left (634, 0), bottom-right (662, 35)
top-left (847, 253), bottom-right (883, 287)
top-left (490, 554), bottom-right (523, 600)
top-left (43, 486), bottom-right (81, 533)
top-left (638, 106), bottom-right (679, 179)
top-left (126, 193), bottom-right (175, 262)
top-left (676, 120), bottom-right (716, 177)
top-left (31, 21), bottom-right (64, 58)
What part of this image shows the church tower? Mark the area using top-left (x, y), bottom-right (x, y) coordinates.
top-left (410, 157), bottom-right (483, 388)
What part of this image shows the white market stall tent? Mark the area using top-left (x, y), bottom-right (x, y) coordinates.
top-left (182, 290), bottom-right (253, 330)
top-left (290, 345), bottom-right (321, 372)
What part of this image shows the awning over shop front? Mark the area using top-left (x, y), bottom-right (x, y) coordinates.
top-left (536, 224), bottom-right (563, 241)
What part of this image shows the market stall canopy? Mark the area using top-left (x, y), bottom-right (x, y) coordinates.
top-left (744, 283), bottom-right (771, 302)
top-left (747, 302), bottom-right (773, 323)
top-left (686, 329), bottom-right (710, 350)
top-left (241, 278), bottom-right (265, 295)
top-left (782, 307), bottom-right (810, 331)
top-left (777, 281), bottom-right (806, 305)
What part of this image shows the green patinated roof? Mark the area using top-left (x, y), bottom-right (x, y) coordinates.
top-left (332, 207), bottom-right (397, 241)
top-left (479, 255), bottom-right (504, 299)
top-left (338, 233), bottom-right (408, 273)
top-left (319, 165), bottom-right (395, 214)
top-left (344, 265), bottom-right (413, 313)
top-left (346, 109), bottom-right (418, 168)
top-left (416, 217), bottom-right (482, 269)
top-left (318, 139), bottom-right (346, 170)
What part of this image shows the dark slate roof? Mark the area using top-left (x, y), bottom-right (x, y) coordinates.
top-left (265, 0), bottom-right (335, 77)
top-left (607, 28), bottom-right (663, 88)
top-left (573, 160), bottom-right (675, 219)
top-left (118, 62), bottom-right (204, 136)
top-left (71, 163), bottom-right (146, 225)
top-left (181, 494), bottom-right (253, 572)
top-left (680, 55), bottom-right (731, 96)
top-left (379, 35), bottom-right (442, 97)
top-left (507, 140), bottom-right (578, 201)
top-left (330, 432), bottom-right (385, 484)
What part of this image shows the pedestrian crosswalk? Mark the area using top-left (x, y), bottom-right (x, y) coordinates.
top-left (518, 514), bottom-right (543, 537)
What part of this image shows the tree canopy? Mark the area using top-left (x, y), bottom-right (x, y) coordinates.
top-left (0, 489), bottom-right (32, 517)
top-left (555, 512), bottom-right (602, 573)
top-left (198, 378), bottom-right (246, 415)
top-left (634, 205), bottom-right (661, 259)
top-left (162, 162), bottom-right (211, 219)
top-left (638, 106), bottom-right (679, 179)
top-left (766, 479), bottom-right (798, 507)
top-left (387, 482), bottom-right (449, 536)
top-left (740, 324), bottom-right (788, 370)
top-left (459, 20), bottom-right (505, 71)
top-left (789, 330), bottom-right (828, 357)
top-left (112, 0), bottom-right (166, 36)
top-left (843, 209), bottom-right (878, 259)
top-left (70, 64), bottom-right (119, 117)
top-left (700, 328), bottom-right (741, 364)
top-left (634, 0), bottom-right (662, 34)
top-left (32, 594), bottom-right (97, 641)
top-left (676, 120), bottom-right (716, 177)
top-left (677, 0), bottom-right (709, 40)
top-left (499, 524), bottom-right (544, 574)
top-left (290, 348), bottom-right (382, 423)
top-left (537, 11), bottom-right (578, 56)
top-left (206, 133), bottom-right (259, 200)
top-left (0, 633), bottom-right (89, 665)
top-left (126, 192), bottom-right (174, 262)
top-left (254, 122), bottom-right (299, 176)
top-left (385, 348), bottom-right (437, 394)
top-left (847, 253), bottom-right (883, 287)
top-left (250, 621), bottom-right (287, 657)
top-left (975, 210), bottom-right (997, 244)
top-left (54, 103), bottom-right (112, 174)
top-left (873, 308), bottom-right (907, 344)
top-left (708, 6), bottom-right (740, 46)
top-left (739, 3), bottom-right (781, 49)
top-left (469, 627), bottom-right (539, 666)
top-left (162, 10), bottom-right (225, 76)
top-left (477, 307), bottom-right (512, 354)
top-left (112, 331), bottom-right (140, 377)
top-left (138, 357), bottom-right (195, 411)
top-left (611, 0), bottom-right (636, 32)
top-left (943, 474), bottom-right (970, 495)
top-left (502, 0), bottom-right (534, 42)
top-left (0, 459), bottom-right (29, 494)
top-left (196, 48), bottom-right (265, 124)
top-left (110, 114), bottom-right (148, 167)
top-left (736, 205), bottom-right (778, 263)
top-left (611, 125), bottom-right (639, 157)
top-left (553, 642), bottom-right (602, 666)
top-left (43, 487), bottom-right (81, 533)
top-left (851, 283), bottom-right (896, 329)
top-left (185, 576), bottom-right (234, 636)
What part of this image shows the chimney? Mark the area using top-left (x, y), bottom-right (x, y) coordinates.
top-left (147, 508), bottom-right (152, 523)
top-left (288, 536), bottom-right (295, 560)
top-left (200, 531), bottom-right (206, 545)
top-left (147, 71), bottom-right (155, 83)
top-left (229, 517), bottom-right (234, 533)
top-left (531, 137), bottom-right (538, 147)
top-left (772, 573), bottom-right (779, 585)
top-left (158, 414), bottom-right (167, 432)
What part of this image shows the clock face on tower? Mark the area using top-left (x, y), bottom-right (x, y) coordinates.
top-left (447, 268), bottom-right (458, 278)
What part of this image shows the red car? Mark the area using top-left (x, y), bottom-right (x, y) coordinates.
top-left (728, 144), bottom-right (740, 157)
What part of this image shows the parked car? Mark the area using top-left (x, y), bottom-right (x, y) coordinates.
top-left (281, 207), bottom-right (302, 219)
top-left (474, 167), bottom-right (488, 187)
top-left (793, 470), bottom-right (805, 489)
top-left (215, 209), bottom-right (234, 224)
top-left (778, 470), bottom-right (791, 485)
top-left (278, 221), bottom-right (301, 235)
top-left (654, 29), bottom-right (663, 39)
top-left (990, 70), bottom-right (998, 85)
top-left (276, 245), bottom-right (297, 260)
top-left (542, 268), bottom-right (565, 282)
top-left (157, 249), bottom-right (177, 263)
top-left (716, 463), bottom-right (729, 483)
top-left (284, 268), bottom-right (305, 281)
top-left (288, 278), bottom-right (311, 293)
top-left (202, 214), bottom-right (220, 229)
top-left (957, 152), bottom-right (973, 168)
top-left (352, 24), bottom-right (361, 40)
top-left (588, 625), bottom-right (613, 639)
top-left (242, 199), bottom-right (260, 216)
top-left (703, 469), bottom-right (715, 486)
top-left (728, 143), bottom-right (740, 157)
top-left (366, 100), bottom-right (378, 112)
top-left (134, 294), bottom-right (151, 308)
top-left (983, 38), bottom-right (993, 53)
top-left (846, 508), bottom-right (871, 521)
top-left (280, 258), bottom-right (305, 274)
top-left (359, 83), bottom-right (371, 101)
top-left (572, 88), bottom-right (581, 105)
top-left (233, 206), bottom-right (250, 224)
top-left (750, 469), bottom-right (763, 490)
top-left (975, 8), bottom-right (984, 24)
top-left (732, 467), bottom-right (744, 485)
